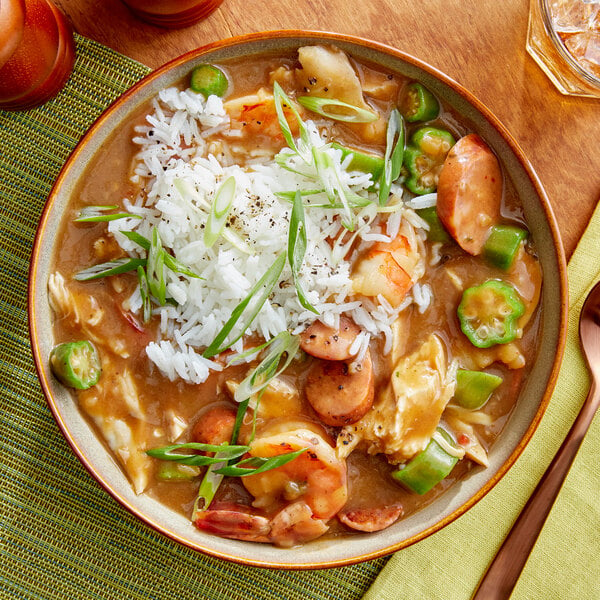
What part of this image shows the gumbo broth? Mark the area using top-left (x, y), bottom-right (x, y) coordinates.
top-left (49, 45), bottom-right (542, 547)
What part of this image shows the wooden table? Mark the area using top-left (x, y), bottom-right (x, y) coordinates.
top-left (55, 0), bottom-right (600, 258)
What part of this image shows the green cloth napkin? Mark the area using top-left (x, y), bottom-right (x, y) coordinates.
top-left (0, 35), bottom-right (387, 600)
top-left (364, 201), bottom-right (600, 600)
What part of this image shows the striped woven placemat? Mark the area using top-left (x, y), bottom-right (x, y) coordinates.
top-left (0, 34), bottom-right (387, 600)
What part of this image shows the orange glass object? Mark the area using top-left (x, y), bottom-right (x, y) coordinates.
top-left (0, 0), bottom-right (75, 111)
top-left (121, 0), bottom-right (224, 28)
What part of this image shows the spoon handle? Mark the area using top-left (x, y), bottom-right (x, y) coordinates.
top-left (472, 380), bottom-right (599, 600)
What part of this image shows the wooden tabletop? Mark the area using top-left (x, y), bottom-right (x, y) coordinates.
top-left (55, 0), bottom-right (600, 259)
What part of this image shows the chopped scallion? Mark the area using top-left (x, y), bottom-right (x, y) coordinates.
top-left (146, 442), bottom-right (249, 466)
top-left (274, 189), bottom-right (325, 201)
top-left (202, 253), bottom-right (286, 358)
top-left (297, 96), bottom-right (378, 123)
top-left (122, 229), bottom-right (202, 279)
top-left (288, 191), bottom-right (318, 313)
top-left (234, 331), bottom-right (300, 402)
top-left (273, 82), bottom-right (311, 162)
top-left (146, 228), bottom-right (166, 305)
top-left (74, 205), bottom-right (142, 223)
top-left (120, 230), bottom-right (151, 251)
top-left (74, 257), bottom-right (146, 281)
top-left (204, 176), bottom-right (236, 248)
top-left (194, 462), bottom-right (224, 514)
top-left (214, 449), bottom-right (307, 476)
top-left (379, 109), bottom-right (405, 205)
top-left (137, 266), bottom-right (151, 323)
top-left (312, 146), bottom-right (355, 231)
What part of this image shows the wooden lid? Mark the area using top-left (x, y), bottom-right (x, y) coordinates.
top-left (0, 0), bottom-right (26, 69)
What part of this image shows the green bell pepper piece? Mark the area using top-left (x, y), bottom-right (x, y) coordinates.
top-left (401, 82), bottom-right (440, 122)
top-left (483, 225), bottom-right (528, 270)
top-left (50, 340), bottom-right (102, 390)
top-left (392, 428), bottom-right (459, 495)
top-left (403, 127), bottom-right (455, 195)
top-left (331, 142), bottom-right (385, 182)
top-left (457, 280), bottom-right (525, 348)
top-left (190, 64), bottom-right (228, 97)
top-left (454, 369), bottom-right (503, 410)
top-left (416, 206), bottom-right (452, 243)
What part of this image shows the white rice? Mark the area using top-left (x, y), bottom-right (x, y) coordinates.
top-left (109, 87), bottom-right (432, 384)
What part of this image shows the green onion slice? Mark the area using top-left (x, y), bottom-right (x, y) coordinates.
top-left (137, 266), bottom-right (151, 323)
top-left (288, 191), bottom-right (318, 313)
top-left (146, 442), bottom-right (249, 466)
top-left (194, 394), bottom-right (250, 513)
top-left (214, 449), bottom-right (307, 476)
top-left (202, 253), bottom-right (286, 358)
top-left (174, 177), bottom-right (252, 255)
top-left (121, 230), bottom-right (151, 251)
top-left (234, 331), bottom-right (300, 402)
top-left (378, 109), bottom-right (405, 205)
top-left (273, 82), bottom-right (312, 163)
top-left (297, 96), bottom-right (378, 123)
top-left (74, 257), bottom-right (146, 281)
top-left (275, 189), bottom-right (325, 200)
top-left (312, 146), bottom-right (355, 231)
top-left (276, 190), bottom-right (372, 209)
top-left (204, 176), bottom-right (236, 248)
top-left (225, 338), bottom-right (277, 367)
top-left (122, 229), bottom-right (202, 279)
top-left (74, 205), bottom-right (142, 223)
top-left (146, 228), bottom-right (166, 305)
top-left (274, 151), bottom-right (314, 177)
top-left (194, 462), bottom-right (224, 514)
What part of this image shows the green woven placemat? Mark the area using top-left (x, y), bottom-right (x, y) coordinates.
top-left (0, 34), bottom-right (387, 600)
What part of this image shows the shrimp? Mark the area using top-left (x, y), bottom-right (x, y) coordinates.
top-left (194, 421), bottom-right (345, 546)
top-left (194, 500), bottom-right (329, 547)
top-left (223, 87), bottom-right (301, 142)
top-left (352, 221), bottom-right (426, 308)
top-left (242, 421), bottom-right (348, 520)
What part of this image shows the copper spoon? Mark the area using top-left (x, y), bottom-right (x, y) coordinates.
top-left (472, 279), bottom-right (600, 600)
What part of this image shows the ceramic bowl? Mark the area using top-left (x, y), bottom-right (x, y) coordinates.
top-left (29, 30), bottom-right (568, 569)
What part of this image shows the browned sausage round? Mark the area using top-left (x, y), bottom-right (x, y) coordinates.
top-left (305, 350), bottom-right (374, 426)
top-left (300, 316), bottom-right (360, 361)
top-left (192, 404), bottom-right (237, 445)
top-left (338, 504), bottom-right (404, 532)
top-left (437, 134), bottom-right (502, 255)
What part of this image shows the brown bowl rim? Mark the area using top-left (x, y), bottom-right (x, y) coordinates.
top-left (28, 29), bottom-right (568, 570)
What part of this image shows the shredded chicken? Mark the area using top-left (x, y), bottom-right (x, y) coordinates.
top-left (48, 271), bottom-right (129, 358)
top-left (444, 409), bottom-right (490, 468)
top-left (295, 45), bottom-right (386, 143)
top-left (337, 334), bottom-right (457, 463)
top-left (79, 365), bottom-right (156, 494)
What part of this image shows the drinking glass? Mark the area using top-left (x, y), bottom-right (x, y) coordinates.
top-left (0, 0), bottom-right (75, 111)
top-left (527, 0), bottom-right (600, 97)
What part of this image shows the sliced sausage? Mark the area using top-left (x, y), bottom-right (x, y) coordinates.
top-left (192, 404), bottom-right (237, 445)
top-left (437, 134), bottom-right (502, 255)
top-left (305, 350), bottom-right (374, 426)
top-left (338, 505), bottom-right (404, 532)
top-left (300, 316), bottom-right (360, 361)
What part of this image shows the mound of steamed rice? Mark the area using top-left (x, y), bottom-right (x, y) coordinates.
top-left (108, 87), bottom-right (434, 384)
